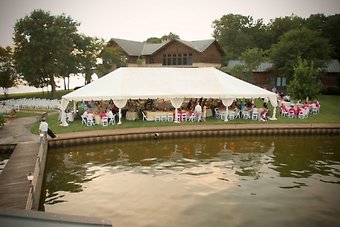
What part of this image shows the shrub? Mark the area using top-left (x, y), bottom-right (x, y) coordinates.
top-left (0, 113), bottom-right (4, 127)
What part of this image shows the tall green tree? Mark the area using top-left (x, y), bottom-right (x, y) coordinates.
top-left (160, 32), bottom-right (180, 41)
top-left (287, 57), bottom-right (321, 100)
top-left (322, 14), bottom-right (340, 59)
top-left (0, 46), bottom-right (19, 98)
top-left (267, 15), bottom-right (305, 45)
top-left (213, 14), bottom-right (256, 60)
top-left (96, 44), bottom-right (125, 77)
top-left (145, 37), bottom-right (161, 43)
top-left (13, 9), bottom-right (80, 97)
top-left (75, 35), bottom-right (103, 84)
top-left (270, 27), bottom-right (331, 79)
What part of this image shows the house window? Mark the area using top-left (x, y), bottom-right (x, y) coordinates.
top-left (188, 53), bottom-right (193, 65)
top-left (276, 76), bottom-right (287, 87)
top-left (172, 54), bottom-right (177, 65)
top-left (178, 54), bottom-right (182, 65)
top-left (167, 54), bottom-right (172, 65)
top-left (183, 54), bottom-right (187, 65)
top-left (162, 54), bottom-right (166, 65)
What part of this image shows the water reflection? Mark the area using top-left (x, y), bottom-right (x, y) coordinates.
top-left (41, 135), bottom-right (340, 227)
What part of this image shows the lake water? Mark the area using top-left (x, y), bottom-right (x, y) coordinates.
top-left (40, 135), bottom-right (340, 227)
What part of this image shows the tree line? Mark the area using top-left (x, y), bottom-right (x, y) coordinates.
top-left (0, 10), bottom-right (339, 99)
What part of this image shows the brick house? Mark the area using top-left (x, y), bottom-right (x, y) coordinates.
top-left (107, 38), bottom-right (224, 68)
top-left (227, 59), bottom-right (340, 91)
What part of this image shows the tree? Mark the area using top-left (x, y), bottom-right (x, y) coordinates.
top-left (160, 32), bottom-right (180, 42)
top-left (212, 14), bottom-right (266, 60)
top-left (74, 35), bottom-right (103, 84)
top-left (322, 14), bottom-right (340, 59)
top-left (145, 37), bottom-right (161, 43)
top-left (0, 46), bottom-right (18, 98)
top-left (287, 57), bottom-right (321, 100)
top-left (13, 9), bottom-right (81, 97)
top-left (267, 15), bottom-right (305, 45)
top-left (96, 44), bottom-right (125, 77)
top-left (240, 48), bottom-right (268, 74)
top-left (270, 28), bottom-right (331, 79)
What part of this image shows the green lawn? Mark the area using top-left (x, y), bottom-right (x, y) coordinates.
top-left (30, 95), bottom-right (340, 135)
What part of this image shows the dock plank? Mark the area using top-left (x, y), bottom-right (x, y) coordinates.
top-left (0, 142), bottom-right (40, 209)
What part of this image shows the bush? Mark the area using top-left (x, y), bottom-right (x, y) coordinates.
top-left (0, 113), bottom-right (4, 127)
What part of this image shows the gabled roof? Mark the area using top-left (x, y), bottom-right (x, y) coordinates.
top-left (110, 38), bottom-right (217, 56)
top-left (326, 59), bottom-right (340, 73)
top-left (228, 59), bottom-right (340, 73)
top-left (227, 60), bottom-right (273, 72)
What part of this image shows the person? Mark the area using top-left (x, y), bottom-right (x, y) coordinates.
top-left (194, 102), bottom-right (202, 122)
top-left (39, 117), bottom-right (57, 142)
top-left (202, 105), bottom-right (207, 121)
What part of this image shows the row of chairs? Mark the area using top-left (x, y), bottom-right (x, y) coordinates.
top-left (215, 108), bottom-right (260, 121)
top-left (142, 112), bottom-right (198, 122)
top-left (81, 114), bottom-right (117, 126)
top-left (1, 98), bottom-right (60, 110)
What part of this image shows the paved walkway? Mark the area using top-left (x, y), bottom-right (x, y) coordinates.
top-left (0, 116), bottom-right (39, 145)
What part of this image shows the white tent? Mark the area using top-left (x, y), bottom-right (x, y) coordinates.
top-left (60, 67), bottom-right (278, 126)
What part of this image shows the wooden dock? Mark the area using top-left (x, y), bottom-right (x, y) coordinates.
top-left (0, 142), bottom-right (40, 209)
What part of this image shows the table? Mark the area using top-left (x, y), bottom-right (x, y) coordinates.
top-left (126, 111), bottom-right (138, 120)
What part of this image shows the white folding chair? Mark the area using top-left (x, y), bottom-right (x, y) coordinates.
top-left (109, 114), bottom-right (116, 125)
top-left (81, 115), bottom-right (87, 124)
top-left (161, 115), bottom-right (167, 122)
top-left (167, 113), bottom-right (174, 122)
top-left (102, 117), bottom-right (108, 126)
top-left (188, 113), bottom-right (196, 122)
top-left (154, 115), bottom-right (161, 122)
top-left (86, 116), bottom-right (95, 126)
top-left (142, 112), bottom-right (148, 121)
top-left (214, 108), bottom-right (221, 119)
top-left (251, 108), bottom-right (259, 120)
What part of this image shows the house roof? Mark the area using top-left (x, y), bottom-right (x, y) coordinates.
top-left (110, 38), bottom-right (217, 56)
top-left (326, 59), bottom-right (340, 73)
top-left (228, 59), bottom-right (340, 73)
top-left (227, 60), bottom-right (273, 72)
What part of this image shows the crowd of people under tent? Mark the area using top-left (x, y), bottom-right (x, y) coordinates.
top-left (63, 96), bottom-right (277, 125)
top-left (59, 86), bottom-right (321, 125)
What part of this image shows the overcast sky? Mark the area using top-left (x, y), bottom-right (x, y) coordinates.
top-left (1, 0), bottom-right (340, 47)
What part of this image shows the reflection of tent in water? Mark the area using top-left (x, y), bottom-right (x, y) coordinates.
top-left (232, 141), bottom-right (275, 178)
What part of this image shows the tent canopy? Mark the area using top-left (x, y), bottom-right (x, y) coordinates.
top-left (60, 67), bottom-right (278, 125)
top-left (62, 67), bottom-right (277, 101)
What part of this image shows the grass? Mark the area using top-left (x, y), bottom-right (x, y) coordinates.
top-left (29, 95), bottom-right (340, 135)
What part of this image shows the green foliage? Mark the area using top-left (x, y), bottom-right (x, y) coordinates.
top-left (270, 28), bottom-right (331, 78)
top-left (322, 14), bottom-right (340, 59)
top-left (96, 45), bottom-right (125, 77)
top-left (240, 48), bottom-right (268, 71)
top-left (13, 10), bottom-right (101, 96)
top-left (145, 37), bottom-right (161, 43)
top-left (0, 113), bottom-right (4, 127)
top-left (160, 32), bottom-right (180, 41)
top-left (267, 15), bottom-right (304, 45)
top-left (212, 14), bottom-right (269, 60)
top-left (0, 46), bottom-right (18, 98)
top-left (287, 57), bottom-right (321, 100)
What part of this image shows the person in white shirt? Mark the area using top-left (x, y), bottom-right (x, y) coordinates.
top-left (194, 102), bottom-right (202, 122)
top-left (39, 117), bottom-right (57, 142)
